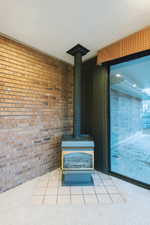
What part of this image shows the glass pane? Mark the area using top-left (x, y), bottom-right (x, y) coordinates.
top-left (110, 55), bottom-right (150, 185)
top-left (64, 152), bottom-right (93, 169)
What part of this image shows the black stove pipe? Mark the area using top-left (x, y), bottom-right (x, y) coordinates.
top-left (67, 44), bottom-right (89, 138)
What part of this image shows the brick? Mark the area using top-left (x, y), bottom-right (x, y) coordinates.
top-left (0, 35), bottom-right (73, 193)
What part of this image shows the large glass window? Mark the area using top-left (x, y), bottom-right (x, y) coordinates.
top-left (110, 55), bottom-right (150, 185)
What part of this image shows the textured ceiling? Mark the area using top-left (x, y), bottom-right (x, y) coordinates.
top-left (0, 0), bottom-right (150, 64)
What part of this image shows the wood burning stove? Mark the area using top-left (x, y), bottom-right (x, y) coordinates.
top-left (61, 44), bottom-right (94, 186)
top-left (62, 137), bottom-right (94, 170)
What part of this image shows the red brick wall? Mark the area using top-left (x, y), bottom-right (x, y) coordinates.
top-left (0, 35), bottom-right (73, 192)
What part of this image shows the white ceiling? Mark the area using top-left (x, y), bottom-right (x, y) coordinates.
top-left (0, 0), bottom-right (150, 64)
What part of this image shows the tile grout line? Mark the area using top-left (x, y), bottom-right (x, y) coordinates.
top-left (93, 185), bottom-right (100, 204)
top-left (92, 173), bottom-right (100, 204)
top-left (70, 186), bottom-right (72, 204)
top-left (42, 173), bottom-right (51, 205)
top-left (33, 174), bottom-right (50, 205)
top-left (56, 172), bottom-right (60, 205)
top-left (98, 174), bottom-right (114, 203)
top-left (102, 179), bottom-right (125, 203)
top-left (81, 187), bottom-right (86, 206)
top-left (110, 180), bottom-right (127, 202)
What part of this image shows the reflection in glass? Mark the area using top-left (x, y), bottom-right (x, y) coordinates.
top-left (64, 152), bottom-right (93, 169)
top-left (110, 55), bottom-right (150, 185)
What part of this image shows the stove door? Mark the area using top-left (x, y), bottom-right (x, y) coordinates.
top-left (62, 151), bottom-right (94, 170)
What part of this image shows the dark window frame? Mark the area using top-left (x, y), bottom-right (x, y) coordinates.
top-left (103, 49), bottom-right (150, 190)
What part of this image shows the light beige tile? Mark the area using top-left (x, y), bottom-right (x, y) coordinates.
top-left (58, 186), bottom-right (70, 195)
top-left (44, 196), bottom-right (57, 205)
top-left (71, 195), bottom-right (84, 205)
top-left (57, 181), bottom-right (62, 186)
top-left (92, 174), bottom-right (100, 180)
top-left (32, 196), bottom-right (44, 205)
top-left (50, 171), bottom-right (60, 178)
top-left (33, 187), bottom-right (46, 196)
top-left (103, 179), bottom-right (115, 186)
top-left (82, 187), bottom-right (95, 195)
top-left (47, 181), bottom-right (59, 187)
top-left (84, 194), bottom-right (98, 204)
top-left (57, 195), bottom-right (71, 205)
top-left (58, 175), bottom-right (62, 181)
top-left (97, 194), bottom-right (112, 204)
top-left (94, 186), bottom-right (107, 194)
top-left (45, 187), bottom-right (58, 195)
top-left (106, 186), bottom-right (119, 194)
top-left (93, 179), bottom-right (103, 186)
top-left (37, 180), bottom-right (48, 187)
top-left (111, 194), bottom-right (125, 203)
top-left (38, 176), bottom-right (49, 181)
top-left (100, 174), bottom-right (112, 180)
top-left (49, 175), bottom-right (58, 182)
top-left (71, 187), bottom-right (83, 195)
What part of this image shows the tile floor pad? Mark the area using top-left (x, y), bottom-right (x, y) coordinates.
top-left (32, 170), bottom-right (125, 205)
